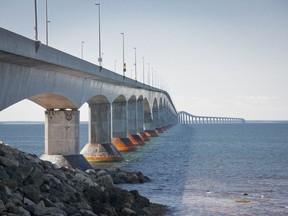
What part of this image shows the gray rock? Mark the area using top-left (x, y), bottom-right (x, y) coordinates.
top-left (33, 206), bottom-right (67, 216)
top-left (97, 169), bottom-right (108, 177)
top-left (18, 206), bottom-right (31, 216)
top-left (0, 166), bottom-right (9, 180)
top-left (96, 175), bottom-right (114, 187)
top-left (121, 207), bottom-right (137, 215)
top-left (18, 164), bottom-right (34, 180)
top-left (41, 197), bottom-right (56, 208)
top-left (23, 197), bottom-right (36, 207)
top-left (5, 201), bottom-right (18, 214)
top-left (74, 173), bottom-right (96, 187)
top-left (0, 156), bottom-right (19, 168)
top-left (24, 185), bottom-right (41, 203)
top-left (128, 174), bottom-right (140, 183)
top-left (10, 193), bottom-right (23, 205)
top-left (79, 209), bottom-right (98, 216)
top-left (40, 183), bottom-right (50, 192)
top-left (0, 199), bottom-right (6, 212)
top-left (73, 202), bottom-right (92, 210)
top-left (0, 183), bottom-right (12, 196)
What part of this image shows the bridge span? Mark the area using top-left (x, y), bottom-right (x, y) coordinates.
top-left (178, 111), bottom-right (245, 124)
top-left (0, 27), bottom-right (177, 169)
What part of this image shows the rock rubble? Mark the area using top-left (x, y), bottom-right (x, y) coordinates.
top-left (0, 141), bottom-right (167, 216)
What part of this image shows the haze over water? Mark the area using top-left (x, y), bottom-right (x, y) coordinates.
top-left (0, 122), bottom-right (288, 215)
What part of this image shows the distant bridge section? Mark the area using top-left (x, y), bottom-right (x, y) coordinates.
top-left (178, 111), bottom-right (245, 124)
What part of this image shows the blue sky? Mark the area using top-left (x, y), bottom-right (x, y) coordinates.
top-left (0, 0), bottom-right (288, 121)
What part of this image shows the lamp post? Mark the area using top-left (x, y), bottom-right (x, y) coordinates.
top-left (142, 57), bottom-right (145, 84)
top-left (114, 60), bottom-right (117, 72)
top-left (147, 63), bottom-right (150, 85)
top-left (45, 0), bottom-right (50, 45)
top-left (121, 33), bottom-right (126, 77)
top-left (81, 41), bottom-right (85, 59)
top-left (133, 47), bottom-right (137, 81)
top-left (151, 67), bottom-right (154, 87)
top-left (95, 3), bottom-right (102, 67)
top-left (34, 0), bottom-right (38, 41)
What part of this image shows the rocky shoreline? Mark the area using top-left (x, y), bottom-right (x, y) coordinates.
top-left (0, 141), bottom-right (167, 216)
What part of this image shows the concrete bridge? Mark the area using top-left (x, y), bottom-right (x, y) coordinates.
top-left (0, 27), bottom-right (177, 169)
top-left (178, 111), bottom-right (245, 124)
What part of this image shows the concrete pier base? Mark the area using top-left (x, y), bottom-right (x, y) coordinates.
top-left (40, 154), bottom-right (92, 170)
top-left (138, 132), bottom-right (150, 141)
top-left (112, 138), bottom-right (137, 151)
top-left (128, 134), bottom-right (145, 145)
top-left (80, 143), bottom-right (124, 162)
top-left (144, 130), bottom-right (158, 137)
top-left (155, 128), bottom-right (164, 133)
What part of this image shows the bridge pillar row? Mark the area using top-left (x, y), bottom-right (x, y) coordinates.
top-left (40, 109), bottom-right (93, 170)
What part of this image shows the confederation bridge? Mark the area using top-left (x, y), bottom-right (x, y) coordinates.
top-left (178, 111), bottom-right (245, 124)
top-left (0, 28), bottom-right (244, 169)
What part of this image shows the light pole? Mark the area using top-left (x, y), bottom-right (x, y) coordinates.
top-left (45, 0), bottom-right (50, 45)
top-left (95, 3), bottom-right (102, 67)
top-left (142, 57), bottom-right (145, 84)
top-left (34, 0), bottom-right (38, 41)
top-left (102, 52), bottom-right (104, 66)
top-left (133, 47), bottom-right (137, 81)
top-left (121, 33), bottom-right (126, 77)
top-left (147, 63), bottom-right (150, 85)
top-left (114, 60), bottom-right (117, 72)
top-left (81, 41), bottom-right (85, 59)
top-left (151, 67), bottom-right (154, 87)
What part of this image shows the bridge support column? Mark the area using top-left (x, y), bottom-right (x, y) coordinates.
top-left (144, 109), bottom-right (158, 137)
top-left (112, 101), bottom-right (136, 151)
top-left (40, 109), bottom-right (92, 170)
top-left (153, 106), bottom-right (163, 133)
top-left (136, 98), bottom-right (149, 141)
top-left (127, 97), bottom-right (144, 145)
top-left (80, 103), bottom-right (123, 162)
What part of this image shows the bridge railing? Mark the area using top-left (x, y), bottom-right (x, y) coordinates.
top-left (178, 111), bottom-right (245, 124)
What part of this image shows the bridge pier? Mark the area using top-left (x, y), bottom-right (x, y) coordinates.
top-left (40, 109), bottom-right (92, 170)
top-left (112, 99), bottom-right (137, 151)
top-left (144, 108), bottom-right (158, 137)
top-left (136, 97), bottom-right (149, 141)
top-left (80, 102), bottom-right (123, 162)
top-left (127, 97), bottom-right (145, 145)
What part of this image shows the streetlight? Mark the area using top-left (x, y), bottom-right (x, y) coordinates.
top-left (147, 63), bottom-right (150, 85)
top-left (142, 57), bottom-right (145, 84)
top-left (133, 47), bottom-right (137, 81)
top-left (114, 60), bottom-right (117, 72)
top-left (81, 41), bottom-right (85, 59)
top-left (102, 52), bottom-right (104, 66)
top-left (34, 0), bottom-right (38, 41)
top-left (151, 67), bottom-right (154, 87)
top-left (121, 33), bottom-right (126, 77)
top-left (95, 3), bottom-right (102, 68)
top-left (45, 0), bottom-right (50, 45)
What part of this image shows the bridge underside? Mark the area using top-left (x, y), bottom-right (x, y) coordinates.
top-left (0, 27), bottom-right (178, 168)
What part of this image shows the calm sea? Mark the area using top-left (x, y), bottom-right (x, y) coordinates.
top-left (0, 122), bottom-right (288, 215)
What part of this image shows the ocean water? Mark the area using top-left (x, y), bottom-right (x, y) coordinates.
top-left (0, 122), bottom-right (288, 215)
